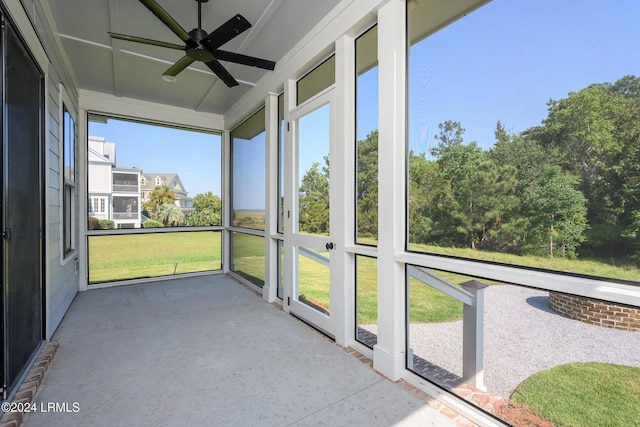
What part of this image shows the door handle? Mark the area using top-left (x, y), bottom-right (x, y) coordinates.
top-left (325, 242), bottom-right (334, 250)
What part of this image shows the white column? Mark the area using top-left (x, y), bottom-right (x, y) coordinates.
top-left (282, 79), bottom-right (296, 314)
top-left (333, 34), bottom-right (357, 347)
top-left (373, 0), bottom-right (407, 381)
top-left (264, 94), bottom-right (279, 302)
top-left (222, 130), bottom-right (231, 274)
top-left (462, 280), bottom-right (488, 391)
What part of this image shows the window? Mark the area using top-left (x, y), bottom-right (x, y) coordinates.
top-left (355, 26), bottom-right (379, 348)
top-left (406, 1), bottom-right (640, 424)
top-left (355, 26), bottom-right (378, 245)
top-left (88, 115), bottom-right (222, 230)
top-left (230, 108), bottom-right (266, 230)
top-left (89, 197), bottom-right (107, 215)
top-left (230, 232), bottom-right (265, 288)
top-left (297, 55), bottom-right (335, 105)
top-left (407, 0), bottom-right (640, 285)
top-left (62, 104), bottom-right (76, 256)
top-left (277, 93), bottom-right (285, 234)
top-left (87, 115), bottom-right (222, 284)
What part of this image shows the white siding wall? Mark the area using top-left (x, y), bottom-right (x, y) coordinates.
top-left (87, 162), bottom-right (113, 194)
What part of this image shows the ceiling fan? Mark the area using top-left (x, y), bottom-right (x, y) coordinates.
top-left (108, 0), bottom-right (276, 87)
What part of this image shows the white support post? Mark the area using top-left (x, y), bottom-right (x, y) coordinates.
top-left (222, 130), bottom-right (231, 274)
top-left (333, 34), bottom-right (356, 347)
top-left (264, 94), bottom-right (279, 302)
top-left (461, 280), bottom-right (488, 391)
top-left (373, 0), bottom-right (407, 381)
top-left (282, 79), bottom-right (296, 314)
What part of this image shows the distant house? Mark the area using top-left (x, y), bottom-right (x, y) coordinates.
top-left (87, 136), bottom-right (142, 228)
top-left (141, 173), bottom-right (194, 215)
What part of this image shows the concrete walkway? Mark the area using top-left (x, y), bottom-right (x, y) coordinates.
top-left (23, 275), bottom-right (460, 427)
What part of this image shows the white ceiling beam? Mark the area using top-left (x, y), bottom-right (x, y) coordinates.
top-left (108, 0), bottom-right (123, 96)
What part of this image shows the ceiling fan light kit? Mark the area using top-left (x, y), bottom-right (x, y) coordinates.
top-left (161, 75), bottom-right (177, 83)
top-left (109, 0), bottom-right (276, 87)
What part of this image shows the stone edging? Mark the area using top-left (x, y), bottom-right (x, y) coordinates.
top-left (549, 292), bottom-right (640, 332)
top-left (0, 341), bottom-right (59, 427)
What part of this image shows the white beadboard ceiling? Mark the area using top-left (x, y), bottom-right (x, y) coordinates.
top-left (47, 0), bottom-right (342, 114)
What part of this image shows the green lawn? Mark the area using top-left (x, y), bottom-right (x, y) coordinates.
top-left (88, 231), bottom-right (222, 284)
top-left (230, 232), bottom-right (265, 287)
top-left (512, 362), bottom-right (640, 427)
top-left (90, 233), bottom-right (638, 326)
top-left (409, 242), bottom-right (640, 282)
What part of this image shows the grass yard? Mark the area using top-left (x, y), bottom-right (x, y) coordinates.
top-left (298, 250), bottom-right (331, 313)
top-left (409, 242), bottom-right (640, 282)
top-left (511, 362), bottom-right (640, 427)
top-left (231, 232), bottom-right (265, 287)
top-left (232, 210), bottom-right (266, 230)
top-left (89, 231), bottom-right (222, 284)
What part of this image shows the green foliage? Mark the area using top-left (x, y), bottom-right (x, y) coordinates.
top-left (87, 216), bottom-right (99, 230)
top-left (193, 191), bottom-right (222, 213)
top-left (536, 76), bottom-right (640, 235)
top-left (356, 131), bottom-right (379, 238)
top-left (185, 210), bottom-right (221, 227)
top-left (185, 191), bottom-right (222, 227)
top-left (152, 203), bottom-right (184, 227)
top-left (290, 75), bottom-right (640, 267)
top-left (512, 363), bottom-right (640, 427)
top-left (299, 159), bottom-right (330, 235)
top-left (97, 219), bottom-right (115, 229)
top-left (403, 76), bottom-right (640, 263)
top-left (144, 185), bottom-right (176, 213)
top-left (142, 219), bottom-right (163, 228)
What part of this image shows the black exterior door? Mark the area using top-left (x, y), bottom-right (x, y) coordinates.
top-left (1, 15), bottom-right (44, 397)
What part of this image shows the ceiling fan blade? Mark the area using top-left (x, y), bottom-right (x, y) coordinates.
top-left (202, 14), bottom-right (251, 50)
top-left (204, 58), bottom-right (239, 87)
top-left (139, 0), bottom-right (191, 43)
top-left (163, 55), bottom-right (196, 77)
top-left (213, 50), bottom-right (276, 71)
top-left (108, 32), bottom-right (185, 51)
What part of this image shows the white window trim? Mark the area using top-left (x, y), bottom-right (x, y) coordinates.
top-left (59, 83), bottom-right (78, 264)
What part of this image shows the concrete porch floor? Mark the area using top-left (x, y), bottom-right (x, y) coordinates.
top-left (23, 275), bottom-right (464, 426)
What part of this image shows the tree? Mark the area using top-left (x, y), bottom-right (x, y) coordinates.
top-left (299, 159), bottom-right (329, 235)
top-left (193, 191), bottom-right (222, 213)
top-left (152, 203), bottom-right (184, 227)
top-left (533, 75), bottom-right (640, 262)
top-left (521, 166), bottom-right (588, 258)
top-left (426, 124), bottom-right (519, 250)
top-left (356, 131), bottom-right (378, 238)
top-left (144, 185), bottom-right (175, 213)
top-left (185, 192), bottom-right (222, 226)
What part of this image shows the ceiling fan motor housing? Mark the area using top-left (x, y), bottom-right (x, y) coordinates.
top-left (187, 28), bottom-right (215, 62)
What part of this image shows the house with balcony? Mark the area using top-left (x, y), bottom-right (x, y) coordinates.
top-left (88, 136), bottom-right (142, 228)
top-left (141, 173), bottom-right (194, 215)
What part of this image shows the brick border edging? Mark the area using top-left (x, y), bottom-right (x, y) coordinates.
top-left (549, 292), bottom-right (640, 332)
top-left (0, 341), bottom-right (59, 427)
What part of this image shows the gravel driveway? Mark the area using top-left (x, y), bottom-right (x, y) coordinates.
top-left (365, 285), bottom-right (640, 398)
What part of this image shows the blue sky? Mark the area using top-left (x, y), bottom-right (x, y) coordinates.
top-left (408, 0), bottom-right (640, 154)
top-left (89, 119), bottom-right (222, 197)
top-left (89, 0), bottom-right (639, 205)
